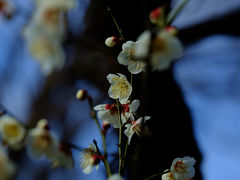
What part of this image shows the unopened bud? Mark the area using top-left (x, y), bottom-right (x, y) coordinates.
top-left (102, 121), bottom-right (111, 130)
top-left (76, 89), bottom-right (88, 101)
top-left (37, 119), bottom-right (50, 130)
top-left (165, 26), bottom-right (178, 36)
top-left (105, 36), bottom-right (118, 47)
top-left (149, 7), bottom-right (163, 24)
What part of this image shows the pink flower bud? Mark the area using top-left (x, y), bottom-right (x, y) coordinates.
top-left (149, 7), bottom-right (163, 24)
top-left (76, 89), bottom-right (88, 101)
top-left (102, 121), bottom-right (111, 130)
top-left (105, 36), bottom-right (118, 47)
top-left (165, 26), bottom-right (178, 36)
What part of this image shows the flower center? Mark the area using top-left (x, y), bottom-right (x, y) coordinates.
top-left (111, 77), bottom-right (129, 98)
top-left (152, 36), bottom-right (167, 53)
top-left (174, 161), bottom-right (187, 174)
top-left (33, 134), bottom-right (52, 150)
top-left (43, 8), bottom-right (61, 25)
top-left (3, 124), bottom-right (20, 138)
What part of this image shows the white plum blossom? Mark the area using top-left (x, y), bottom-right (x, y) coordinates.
top-left (0, 146), bottom-right (16, 180)
top-left (170, 156), bottom-right (196, 180)
top-left (117, 41), bottom-right (146, 74)
top-left (108, 174), bottom-right (124, 180)
top-left (124, 116), bottom-right (150, 144)
top-left (80, 143), bottom-right (101, 174)
top-left (27, 119), bottom-right (58, 159)
top-left (23, 0), bottom-right (75, 75)
top-left (107, 73), bottom-right (132, 104)
top-left (94, 103), bottom-right (119, 128)
top-left (0, 115), bottom-right (26, 149)
top-left (32, 0), bottom-right (75, 37)
top-left (121, 99), bottom-right (140, 123)
top-left (135, 29), bottom-right (183, 71)
top-left (151, 30), bottom-right (183, 71)
top-left (27, 119), bottom-right (74, 169)
top-left (23, 28), bottom-right (65, 75)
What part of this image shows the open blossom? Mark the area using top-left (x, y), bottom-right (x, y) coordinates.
top-left (94, 103), bottom-right (119, 128)
top-left (80, 143), bottom-right (101, 174)
top-left (27, 119), bottom-right (58, 159)
top-left (108, 174), bottom-right (124, 180)
top-left (33, 0), bottom-right (75, 37)
top-left (23, 0), bottom-right (75, 75)
top-left (0, 115), bottom-right (26, 149)
top-left (24, 29), bottom-right (65, 75)
top-left (0, 146), bottom-right (16, 180)
top-left (135, 30), bottom-right (183, 71)
top-left (117, 41), bottom-right (146, 74)
top-left (107, 73), bottom-right (132, 104)
top-left (170, 156), bottom-right (196, 180)
top-left (121, 99), bottom-right (140, 123)
top-left (124, 116), bottom-right (150, 144)
top-left (151, 30), bottom-right (183, 71)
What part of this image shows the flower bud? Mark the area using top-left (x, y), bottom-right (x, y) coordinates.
top-left (165, 26), bottom-right (178, 36)
top-left (76, 89), bottom-right (88, 101)
top-left (102, 121), bottom-right (111, 135)
top-left (105, 36), bottom-right (118, 47)
top-left (37, 119), bottom-right (50, 130)
top-left (149, 7), bottom-right (163, 24)
top-left (102, 121), bottom-right (111, 130)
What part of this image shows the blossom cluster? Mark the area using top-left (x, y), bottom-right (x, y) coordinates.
top-left (106, 6), bottom-right (183, 73)
top-left (23, 0), bottom-right (75, 75)
top-left (78, 4), bottom-right (193, 179)
top-left (0, 1), bottom-right (198, 179)
top-left (0, 113), bottom-right (74, 179)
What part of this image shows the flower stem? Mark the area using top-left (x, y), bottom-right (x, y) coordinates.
top-left (87, 98), bottom-right (112, 177)
top-left (116, 99), bottom-right (123, 175)
top-left (120, 138), bottom-right (128, 173)
top-left (167, 0), bottom-right (190, 25)
top-left (144, 170), bottom-right (170, 180)
top-left (107, 5), bottom-right (124, 40)
top-left (93, 139), bottom-right (112, 177)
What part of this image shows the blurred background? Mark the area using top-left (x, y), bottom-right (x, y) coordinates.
top-left (1, 0), bottom-right (240, 179)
